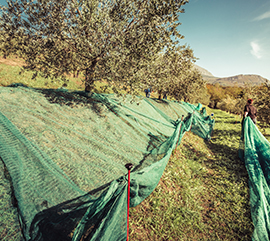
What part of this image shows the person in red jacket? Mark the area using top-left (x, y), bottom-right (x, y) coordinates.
top-left (243, 98), bottom-right (257, 124)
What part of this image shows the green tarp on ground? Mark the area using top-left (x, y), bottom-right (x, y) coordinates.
top-left (240, 117), bottom-right (270, 241)
top-left (0, 86), bottom-right (214, 241)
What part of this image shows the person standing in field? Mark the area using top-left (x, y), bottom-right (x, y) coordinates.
top-left (144, 87), bottom-right (152, 98)
top-left (144, 88), bottom-right (149, 97)
top-left (243, 98), bottom-right (257, 124)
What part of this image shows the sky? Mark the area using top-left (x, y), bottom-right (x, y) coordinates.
top-left (178, 0), bottom-right (270, 80)
top-left (1, 0), bottom-right (270, 80)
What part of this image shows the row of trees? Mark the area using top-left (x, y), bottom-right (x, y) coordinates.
top-left (206, 84), bottom-right (249, 113)
top-left (254, 83), bottom-right (270, 128)
top-left (1, 0), bottom-right (268, 127)
top-left (0, 0), bottom-right (209, 103)
top-left (207, 83), bottom-right (270, 128)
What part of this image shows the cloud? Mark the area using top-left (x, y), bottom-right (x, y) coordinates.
top-left (250, 41), bottom-right (262, 59)
top-left (254, 10), bottom-right (270, 21)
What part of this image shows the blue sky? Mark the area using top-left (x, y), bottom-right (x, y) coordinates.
top-left (1, 0), bottom-right (270, 80)
top-left (178, 0), bottom-right (270, 80)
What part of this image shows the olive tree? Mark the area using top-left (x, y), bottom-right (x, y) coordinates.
top-left (139, 45), bottom-right (204, 101)
top-left (0, 0), bottom-right (188, 93)
top-left (0, 28), bottom-right (22, 58)
top-left (171, 68), bottom-right (206, 103)
top-left (255, 82), bottom-right (270, 128)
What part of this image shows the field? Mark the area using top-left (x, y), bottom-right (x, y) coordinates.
top-left (1, 58), bottom-right (270, 240)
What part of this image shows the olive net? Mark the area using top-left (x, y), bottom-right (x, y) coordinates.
top-left (0, 86), bottom-right (214, 241)
top-left (239, 117), bottom-right (270, 241)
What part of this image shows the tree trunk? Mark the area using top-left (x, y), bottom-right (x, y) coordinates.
top-left (73, 70), bottom-right (79, 78)
top-left (84, 60), bottom-right (98, 92)
top-left (85, 68), bottom-right (95, 92)
top-left (158, 90), bottom-right (162, 100)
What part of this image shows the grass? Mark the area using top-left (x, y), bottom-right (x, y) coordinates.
top-left (0, 58), bottom-right (84, 90)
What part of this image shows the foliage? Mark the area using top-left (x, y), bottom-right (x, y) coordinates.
top-left (140, 46), bottom-right (193, 99)
top-left (0, 29), bottom-right (20, 58)
top-left (192, 85), bottom-right (210, 106)
top-left (231, 85), bottom-right (255, 116)
top-left (255, 82), bottom-right (270, 128)
top-left (137, 45), bottom-right (206, 103)
top-left (206, 84), bottom-right (226, 109)
top-left (206, 83), bottom-right (258, 120)
top-left (0, 0), bottom-right (189, 94)
top-left (218, 90), bottom-right (249, 115)
top-left (172, 69), bottom-right (207, 104)
top-left (217, 95), bottom-right (238, 113)
top-left (224, 86), bottom-right (243, 99)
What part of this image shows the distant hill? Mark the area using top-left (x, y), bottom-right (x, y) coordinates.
top-left (193, 64), bottom-right (214, 77)
top-left (194, 64), bottom-right (269, 86)
top-left (206, 74), bottom-right (269, 87)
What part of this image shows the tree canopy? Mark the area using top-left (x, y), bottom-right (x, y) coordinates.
top-left (206, 84), bottom-right (226, 109)
top-left (0, 0), bottom-right (193, 94)
top-left (255, 82), bottom-right (270, 128)
top-left (139, 45), bottom-right (203, 100)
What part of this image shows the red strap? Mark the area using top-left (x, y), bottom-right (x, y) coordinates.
top-left (127, 169), bottom-right (131, 241)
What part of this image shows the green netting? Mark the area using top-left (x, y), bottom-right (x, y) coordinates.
top-left (0, 86), bottom-right (214, 241)
top-left (239, 117), bottom-right (270, 241)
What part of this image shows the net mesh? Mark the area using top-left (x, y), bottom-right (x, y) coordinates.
top-left (0, 86), bottom-right (214, 241)
top-left (239, 117), bottom-right (270, 241)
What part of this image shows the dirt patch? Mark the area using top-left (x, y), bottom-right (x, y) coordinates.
top-left (0, 56), bottom-right (25, 67)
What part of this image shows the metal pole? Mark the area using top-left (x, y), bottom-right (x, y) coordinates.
top-left (125, 163), bottom-right (133, 241)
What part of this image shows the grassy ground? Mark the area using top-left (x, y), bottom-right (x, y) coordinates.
top-left (0, 56), bottom-right (161, 98)
top-left (130, 109), bottom-right (255, 241)
top-left (0, 56), bottom-right (84, 90)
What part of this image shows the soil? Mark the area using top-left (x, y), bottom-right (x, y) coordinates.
top-left (0, 56), bottom-right (25, 67)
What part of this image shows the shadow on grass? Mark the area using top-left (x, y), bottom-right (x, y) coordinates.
top-left (204, 127), bottom-right (249, 182)
top-left (222, 121), bottom-right (242, 124)
top-left (211, 128), bottom-right (242, 138)
top-left (152, 98), bottom-right (170, 105)
top-left (213, 118), bottom-right (239, 124)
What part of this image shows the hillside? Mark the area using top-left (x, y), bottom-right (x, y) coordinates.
top-left (205, 74), bottom-right (269, 86)
top-left (2, 58), bottom-right (270, 240)
top-left (193, 64), bottom-right (214, 77)
top-left (194, 64), bottom-right (269, 86)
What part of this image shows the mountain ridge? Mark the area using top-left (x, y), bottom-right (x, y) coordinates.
top-left (194, 64), bottom-right (269, 86)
